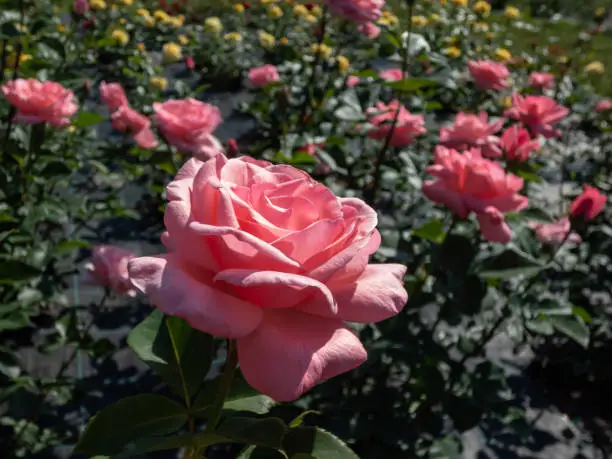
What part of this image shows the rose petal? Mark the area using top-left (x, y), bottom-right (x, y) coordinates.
top-left (237, 309), bottom-right (367, 401)
top-left (128, 254), bottom-right (263, 338)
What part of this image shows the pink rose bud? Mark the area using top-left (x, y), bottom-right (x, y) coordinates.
top-left (346, 75), bottom-right (361, 87)
top-left (366, 100), bottom-right (426, 147)
top-left (358, 21), bottom-right (381, 39)
top-left (74, 0), bottom-right (89, 15)
top-left (468, 59), bottom-right (510, 91)
top-left (128, 154), bottom-right (408, 401)
top-left (528, 72), bottom-right (555, 90)
top-left (227, 138), bottom-right (239, 156)
top-left (85, 245), bottom-right (138, 297)
top-left (499, 125), bottom-right (540, 162)
top-left (422, 146), bottom-right (528, 243)
top-left (439, 111), bottom-right (504, 158)
top-left (595, 99), bottom-right (612, 112)
top-left (153, 98), bottom-right (224, 160)
top-left (569, 185), bottom-right (606, 221)
top-left (111, 106), bottom-right (158, 149)
top-left (1, 78), bottom-right (78, 128)
top-left (529, 218), bottom-right (582, 246)
top-left (504, 93), bottom-right (568, 138)
top-left (100, 81), bottom-right (128, 113)
top-left (248, 65), bottom-right (280, 88)
top-left (379, 68), bottom-right (405, 82)
top-left (185, 56), bottom-right (195, 70)
top-left (326, 0), bottom-right (384, 23)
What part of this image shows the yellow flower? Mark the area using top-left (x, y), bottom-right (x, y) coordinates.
top-left (162, 42), bottom-right (182, 63)
top-left (150, 76), bottom-right (168, 91)
top-left (67, 125), bottom-right (76, 133)
top-left (224, 32), bottom-right (243, 44)
top-left (557, 55), bottom-right (569, 65)
top-left (411, 15), bottom-right (427, 26)
top-left (204, 17), bottom-right (223, 35)
top-left (294, 4), bottom-right (309, 17)
top-left (280, 36), bottom-right (289, 45)
top-left (137, 42), bottom-right (146, 52)
top-left (443, 46), bottom-right (461, 57)
top-left (116, 0), bottom-right (133, 6)
top-left (494, 48), bottom-right (512, 61)
top-left (473, 21), bottom-right (489, 32)
top-left (167, 15), bottom-right (184, 27)
top-left (305, 14), bottom-right (318, 23)
top-left (144, 16), bottom-right (155, 27)
top-left (428, 13), bottom-right (442, 25)
top-left (154, 10), bottom-right (169, 21)
top-left (311, 5), bottom-right (322, 16)
top-left (336, 55), bottom-right (350, 73)
top-left (111, 30), bottom-right (130, 46)
top-left (268, 5), bottom-right (283, 18)
top-left (486, 31), bottom-right (496, 40)
top-left (451, 0), bottom-right (467, 6)
top-left (440, 0), bottom-right (448, 4)
top-left (504, 6), bottom-right (521, 20)
top-left (178, 34), bottom-right (189, 45)
top-left (90, 0), bottom-right (106, 10)
top-left (500, 96), bottom-right (512, 109)
top-left (15, 24), bottom-right (28, 33)
top-left (595, 7), bottom-right (606, 18)
top-left (311, 43), bottom-right (332, 58)
top-left (585, 60), bottom-right (605, 75)
top-left (136, 8), bottom-right (151, 17)
top-left (57, 24), bottom-right (67, 33)
top-left (119, 18), bottom-right (126, 24)
top-left (258, 30), bottom-right (276, 49)
top-left (4, 53), bottom-right (31, 69)
top-left (233, 3), bottom-right (245, 13)
top-left (473, 1), bottom-right (491, 15)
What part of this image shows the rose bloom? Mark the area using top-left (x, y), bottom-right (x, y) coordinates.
top-left (248, 65), bottom-right (280, 88)
top-left (569, 185), bottom-right (606, 221)
top-left (499, 125), bottom-right (540, 162)
top-left (595, 99), bottom-right (612, 112)
top-left (366, 100), bottom-right (426, 147)
top-left (529, 218), bottom-right (581, 246)
top-left (128, 154), bottom-right (408, 401)
top-left (422, 146), bottom-right (528, 243)
top-left (74, 0), bottom-right (89, 14)
top-left (100, 81), bottom-right (128, 113)
top-left (1, 79), bottom-right (78, 127)
top-left (504, 93), bottom-right (569, 138)
top-left (153, 98), bottom-right (223, 160)
top-left (359, 21), bottom-right (381, 39)
top-left (347, 76), bottom-right (361, 87)
top-left (439, 112), bottom-right (504, 157)
top-left (379, 68), bottom-right (404, 81)
top-left (326, 0), bottom-right (384, 24)
top-left (111, 106), bottom-right (158, 149)
top-left (468, 60), bottom-right (510, 91)
top-left (85, 245), bottom-right (138, 297)
top-left (528, 72), bottom-right (555, 90)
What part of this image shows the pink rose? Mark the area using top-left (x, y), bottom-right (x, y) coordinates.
top-left (74, 0), bottom-right (89, 15)
top-left (111, 106), bottom-right (158, 149)
top-left (504, 93), bottom-right (568, 138)
top-left (439, 111), bottom-right (504, 157)
top-left (100, 81), bottom-right (128, 113)
top-left (185, 56), bottom-right (195, 70)
top-left (595, 99), bottom-right (612, 112)
top-left (379, 68), bottom-right (405, 81)
top-left (528, 72), bottom-right (555, 90)
top-left (1, 79), bottom-right (78, 128)
top-left (529, 218), bottom-right (581, 245)
top-left (569, 185), bottom-right (606, 221)
top-left (347, 76), bottom-right (361, 87)
top-left (248, 65), bottom-right (280, 88)
top-left (85, 245), bottom-right (138, 297)
top-left (359, 22), bottom-right (381, 39)
top-left (366, 100), bottom-right (426, 147)
top-left (326, 0), bottom-right (384, 23)
top-left (128, 154), bottom-right (407, 401)
top-left (499, 124), bottom-right (539, 162)
top-left (153, 98), bottom-right (223, 160)
top-left (468, 60), bottom-right (510, 91)
top-left (422, 146), bottom-right (528, 243)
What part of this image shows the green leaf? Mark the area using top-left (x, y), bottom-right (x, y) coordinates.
top-left (383, 78), bottom-right (439, 92)
top-left (549, 315), bottom-right (590, 348)
top-left (525, 317), bottom-right (554, 336)
top-left (351, 69), bottom-right (378, 79)
top-left (531, 299), bottom-right (572, 316)
top-left (474, 248), bottom-right (544, 280)
top-left (74, 394), bottom-right (188, 455)
top-left (334, 106), bottom-right (364, 122)
top-left (55, 239), bottom-right (91, 254)
top-left (413, 219), bottom-right (446, 243)
top-left (291, 152), bottom-right (317, 165)
top-left (0, 260), bottom-right (42, 283)
top-left (114, 434), bottom-right (198, 458)
top-left (73, 111), bottom-right (105, 129)
top-left (0, 311), bottom-right (30, 331)
top-left (217, 416), bottom-right (287, 449)
top-left (518, 207), bottom-right (554, 223)
top-left (289, 411), bottom-right (320, 428)
top-left (127, 311), bottom-right (215, 399)
top-left (237, 446), bottom-right (288, 459)
top-left (283, 427), bottom-right (359, 459)
top-left (40, 161), bottom-right (72, 178)
top-left (572, 306), bottom-right (593, 324)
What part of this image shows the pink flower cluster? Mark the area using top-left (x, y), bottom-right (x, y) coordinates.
top-left (366, 100), bottom-right (426, 147)
top-left (248, 65), bottom-right (280, 88)
top-left (326, 0), bottom-right (385, 24)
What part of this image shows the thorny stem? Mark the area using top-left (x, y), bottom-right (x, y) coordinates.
top-left (368, 0), bottom-right (416, 205)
